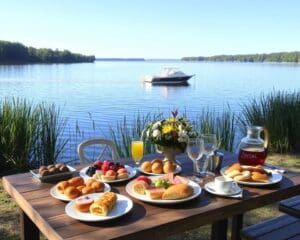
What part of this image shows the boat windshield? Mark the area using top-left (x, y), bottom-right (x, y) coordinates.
top-left (160, 67), bottom-right (179, 76)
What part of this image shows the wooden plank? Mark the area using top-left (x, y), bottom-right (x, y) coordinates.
top-left (231, 214), bottom-right (243, 240)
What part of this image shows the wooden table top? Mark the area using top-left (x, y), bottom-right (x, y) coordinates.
top-left (3, 152), bottom-right (300, 240)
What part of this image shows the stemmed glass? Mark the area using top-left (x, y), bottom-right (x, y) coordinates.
top-left (131, 138), bottom-right (144, 169)
top-left (186, 137), bottom-right (205, 180)
top-left (202, 134), bottom-right (218, 176)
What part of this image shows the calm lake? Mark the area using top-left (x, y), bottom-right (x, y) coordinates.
top-left (0, 60), bottom-right (299, 162)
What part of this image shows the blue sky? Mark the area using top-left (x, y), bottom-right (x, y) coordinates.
top-left (1, 0), bottom-right (300, 58)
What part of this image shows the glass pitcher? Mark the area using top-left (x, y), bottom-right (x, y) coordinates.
top-left (238, 126), bottom-right (269, 166)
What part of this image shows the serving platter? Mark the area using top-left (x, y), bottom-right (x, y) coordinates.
top-left (220, 165), bottom-right (283, 186)
top-left (30, 165), bottom-right (77, 182)
top-left (65, 193), bottom-right (133, 222)
top-left (125, 176), bottom-right (201, 204)
top-left (50, 183), bottom-right (111, 202)
top-left (79, 165), bottom-right (136, 183)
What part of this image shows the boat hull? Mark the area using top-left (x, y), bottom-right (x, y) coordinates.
top-left (144, 75), bottom-right (193, 85)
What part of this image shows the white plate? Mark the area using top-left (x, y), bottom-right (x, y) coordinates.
top-left (125, 176), bottom-right (201, 204)
top-left (220, 166), bottom-right (283, 186)
top-left (138, 164), bottom-right (182, 176)
top-left (79, 165), bottom-right (136, 183)
top-left (65, 193), bottom-right (133, 222)
top-left (204, 181), bottom-right (242, 196)
top-left (50, 183), bottom-right (111, 202)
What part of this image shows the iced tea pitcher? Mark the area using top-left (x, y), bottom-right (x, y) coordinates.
top-left (238, 126), bottom-right (269, 166)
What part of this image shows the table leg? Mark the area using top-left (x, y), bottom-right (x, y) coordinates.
top-left (231, 214), bottom-right (244, 240)
top-left (211, 219), bottom-right (228, 240)
top-left (20, 209), bottom-right (39, 240)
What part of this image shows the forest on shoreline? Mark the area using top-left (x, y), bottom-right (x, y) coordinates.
top-left (0, 40), bottom-right (95, 64)
top-left (182, 51), bottom-right (300, 63)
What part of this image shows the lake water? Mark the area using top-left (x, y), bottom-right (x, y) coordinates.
top-left (0, 61), bottom-right (299, 162)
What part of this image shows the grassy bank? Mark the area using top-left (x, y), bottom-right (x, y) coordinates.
top-left (1, 153), bottom-right (299, 240)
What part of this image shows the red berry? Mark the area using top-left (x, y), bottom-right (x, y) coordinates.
top-left (137, 176), bottom-right (152, 185)
top-left (94, 160), bottom-right (102, 169)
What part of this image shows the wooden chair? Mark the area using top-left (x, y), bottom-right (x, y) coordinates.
top-left (279, 196), bottom-right (300, 218)
top-left (77, 139), bottom-right (120, 164)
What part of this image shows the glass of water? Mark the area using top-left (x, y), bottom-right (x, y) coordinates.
top-left (187, 137), bottom-right (205, 178)
top-left (202, 133), bottom-right (218, 176)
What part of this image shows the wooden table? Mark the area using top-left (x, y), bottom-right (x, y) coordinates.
top-left (3, 152), bottom-right (300, 240)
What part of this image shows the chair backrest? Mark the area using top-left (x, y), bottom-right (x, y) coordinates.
top-left (77, 139), bottom-right (120, 164)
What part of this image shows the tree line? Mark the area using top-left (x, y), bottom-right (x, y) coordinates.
top-left (182, 52), bottom-right (300, 63)
top-left (0, 40), bottom-right (95, 64)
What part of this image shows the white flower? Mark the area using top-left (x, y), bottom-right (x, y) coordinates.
top-left (152, 121), bottom-right (161, 130)
top-left (152, 129), bottom-right (161, 138)
top-left (146, 129), bottom-right (150, 138)
top-left (178, 130), bottom-right (188, 142)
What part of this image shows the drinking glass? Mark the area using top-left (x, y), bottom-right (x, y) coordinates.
top-left (202, 134), bottom-right (218, 176)
top-left (131, 138), bottom-right (144, 169)
top-left (186, 137), bottom-right (205, 179)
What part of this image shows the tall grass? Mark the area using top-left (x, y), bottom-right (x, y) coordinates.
top-left (240, 91), bottom-right (300, 153)
top-left (0, 99), bottom-right (67, 172)
top-left (193, 108), bottom-right (236, 152)
top-left (109, 113), bottom-right (163, 157)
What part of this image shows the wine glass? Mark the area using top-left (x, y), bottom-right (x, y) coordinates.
top-left (186, 137), bottom-right (205, 180)
top-left (202, 134), bottom-right (218, 176)
top-left (131, 138), bottom-right (144, 169)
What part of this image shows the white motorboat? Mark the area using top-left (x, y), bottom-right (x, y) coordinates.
top-left (143, 67), bottom-right (194, 85)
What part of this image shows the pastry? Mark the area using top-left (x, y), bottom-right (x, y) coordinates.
top-left (101, 175), bottom-right (116, 181)
top-left (64, 186), bottom-right (81, 199)
top-left (90, 192), bottom-right (117, 216)
top-left (151, 159), bottom-right (163, 165)
top-left (117, 172), bottom-right (129, 179)
top-left (251, 171), bottom-right (269, 183)
top-left (141, 161), bottom-right (152, 172)
top-left (40, 169), bottom-right (50, 176)
top-left (145, 187), bottom-right (165, 199)
top-left (75, 196), bottom-right (94, 212)
top-left (233, 170), bottom-right (251, 181)
top-left (133, 180), bottom-right (149, 195)
top-left (225, 163), bottom-right (242, 175)
top-left (85, 178), bottom-right (97, 187)
top-left (151, 162), bottom-right (163, 174)
top-left (162, 184), bottom-right (193, 200)
top-left (76, 185), bottom-right (85, 192)
top-left (226, 169), bottom-right (241, 178)
top-left (81, 186), bottom-right (95, 195)
top-left (163, 162), bottom-right (176, 174)
top-left (56, 181), bottom-right (69, 193)
top-left (38, 166), bottom-right (47, 174)
top-left (68, 177), bottom-right (84, 187)
top-left (90, 181), bottom-right (104, 192)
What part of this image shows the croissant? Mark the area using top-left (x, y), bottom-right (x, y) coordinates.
top-left (89, 192), bottom-right (117, 216)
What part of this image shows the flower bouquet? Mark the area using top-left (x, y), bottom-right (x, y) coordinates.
top-left (143, 111), bottom-right (195, 162)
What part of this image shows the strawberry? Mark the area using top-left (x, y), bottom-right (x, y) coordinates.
top-left (94, 160), bottom-right (102, 169)
top-left (101, 160), bottom-right (110, 174)
top-left (137, 176), bottom-right (152, 185)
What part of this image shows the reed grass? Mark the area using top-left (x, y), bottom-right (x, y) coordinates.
top-left (240, 91), bottom-right (300, 153)
top-left (0, 98), bottom-right (67, 172)
top-left (193, 108), bottom-right (236, 152)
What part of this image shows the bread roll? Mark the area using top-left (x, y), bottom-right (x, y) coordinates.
top-left (64, 186), bottom-right (81, 199)
top-left (162, 184), bottom-right (193, 200)
top-left (81, 186), bottom-right (95, 195)
top-left (117, 172), bottom-right (129, 179)
top-left (90, 192), bottom-right (117, 216)
top-left (56, 181), bottom-right (69, 193)
top-left (251, 171), bottom-right (269, 183)
top-left (163, 162), bottom-right (176, 174)
top-left (151, 162), bottom-right (163, 174)
top-left (233, 170), bottom-right (251, 181)
top-left (68, 177), bottom-right (84, 187)
top-left (145, 188), bottom-right (165, 199)
top-left (226, 170), bottom-right (241, 178)
top-left (133, 180), bottom-right (149, 195)
top-left (90, 181), bottom-right (104, 192)
top-left (141, 161), bottom-right (152, 172)
top-left (225, 163), bottom-right (242, 175)
top-left (151, 159), bottom-right (163, 165)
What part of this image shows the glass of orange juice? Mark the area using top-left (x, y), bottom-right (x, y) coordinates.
top-left (131, 138), bottom-right (144, 168)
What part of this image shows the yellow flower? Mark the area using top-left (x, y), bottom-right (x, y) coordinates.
top-left (162, 124), bottom-right (173, 134)
top-left (167, 118), bottom-right (176, 123)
